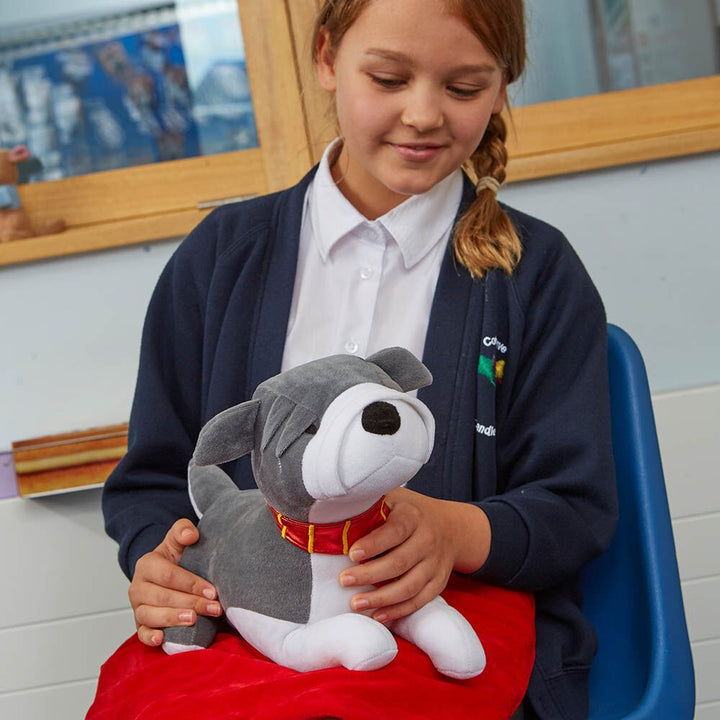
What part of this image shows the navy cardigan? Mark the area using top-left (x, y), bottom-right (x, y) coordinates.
top-left (103, 169), bottom-right (617, 719)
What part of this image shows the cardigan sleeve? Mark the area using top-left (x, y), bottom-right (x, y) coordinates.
top-left (474, 233), bottom-right (618, 592)
top-left (102, 215), bottom-right (218, 580)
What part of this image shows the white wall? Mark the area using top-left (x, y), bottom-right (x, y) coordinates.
top-left (0, 490), bottom-right (133, 717)
top-left (1, 151), bottom-right (718, 717)
top-left (0, 242), bottom-right (176, 447)
top-left (656, 386), bottom-right (720, 717)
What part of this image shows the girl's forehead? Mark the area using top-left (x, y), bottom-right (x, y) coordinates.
top-left (351, 0), bottom-right (464, 30)
top-left (338, 0), bottom-right (499, 67)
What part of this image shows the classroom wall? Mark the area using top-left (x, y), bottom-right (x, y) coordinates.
top-left (1, 150), bottom-right (718, 718)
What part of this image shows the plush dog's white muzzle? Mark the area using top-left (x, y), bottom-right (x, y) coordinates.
top-left (301, 383), bottom-right (435, 501)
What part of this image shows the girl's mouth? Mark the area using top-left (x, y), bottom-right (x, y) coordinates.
top-left (390, 143), bottom-right (445, 162)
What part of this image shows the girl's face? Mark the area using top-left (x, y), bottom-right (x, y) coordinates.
top-left (316, 0), bottom-right (507, 219)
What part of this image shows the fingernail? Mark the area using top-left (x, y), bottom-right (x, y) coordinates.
top-left (353, 598), bottom-right (370, 611)
top-left (373, 612), bottom-right (389, 624)
top-left (202, 587), bottom-right (216, 600)
top-left (180, 528), bottom-right (195, 541)
top-left (340, 574), bottom-right (356, 587)
top-left (207, 602), bottom-right (222, 616)
top-left (349, 548), bottom-right (366, 562)
top-left (179, 611), bottom-right (194, 623)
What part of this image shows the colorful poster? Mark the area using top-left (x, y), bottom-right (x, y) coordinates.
top-left (0, 5), bottom-right (258, 182)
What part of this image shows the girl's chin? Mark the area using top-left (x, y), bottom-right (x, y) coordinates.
top-left (381, 175), bottom-right (441, 197)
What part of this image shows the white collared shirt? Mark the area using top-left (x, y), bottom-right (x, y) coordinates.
top-left (281, 140), bottom-right (463, 372)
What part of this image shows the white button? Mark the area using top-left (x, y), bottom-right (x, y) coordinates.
top-left (344, 340), bottom-right (359, 354)
top-left (360, 267), bottom-right (373, 280)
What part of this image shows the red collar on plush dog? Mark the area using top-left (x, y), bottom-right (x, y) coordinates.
top-left (268, 496), bottom-right (388, 555)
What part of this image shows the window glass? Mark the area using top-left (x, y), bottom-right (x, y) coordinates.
top-left (512, 0), bottom-right (720, 107)
top-left (0, 0), bottom-right (257, 183)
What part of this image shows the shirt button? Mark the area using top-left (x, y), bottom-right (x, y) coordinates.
top-left (360, 267), bottom-right (373, 280)
top-left (344, 340), bottom-right (359, 354)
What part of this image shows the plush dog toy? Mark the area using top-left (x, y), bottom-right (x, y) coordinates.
top-left (163, 347), bottom-right (486, 679)
top-left (0, 146), bottom-right (65, 243)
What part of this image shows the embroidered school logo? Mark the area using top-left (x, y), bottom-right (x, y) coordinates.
top-left (475, 422), bottom-right (496, 437)
top-left (477, 355), bottom-right (505, 386)
top-left (478, 336), bottom-right (507, 386)
top-left (483, 335), bottom-right (507, 354)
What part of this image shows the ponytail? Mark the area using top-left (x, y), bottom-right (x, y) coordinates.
top-left (453, 113), bottom-right (521, 279)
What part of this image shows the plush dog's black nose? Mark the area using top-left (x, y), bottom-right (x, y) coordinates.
top-left (361, 401), bottom-right (401, 435)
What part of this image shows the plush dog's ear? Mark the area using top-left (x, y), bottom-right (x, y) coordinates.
top-left (366, 347), bottom-right (433, 392)
top-left (193, 399), bottom-right (261, 466)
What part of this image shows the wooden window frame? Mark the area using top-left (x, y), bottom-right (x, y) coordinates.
top-left (1, 0), bottom-right (719, 268)
top-left (0, 0), bottom-right (312, 267)
top-left (287, 1), bottom-right (720, 175)
top-left (505, 74), bottom-right (720, 182)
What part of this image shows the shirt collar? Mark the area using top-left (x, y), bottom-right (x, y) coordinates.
top-left (309, 140), bottom-right (464, 269)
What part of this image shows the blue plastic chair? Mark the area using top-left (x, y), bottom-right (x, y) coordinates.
top-left (582, 325), bottom-right (695, 719)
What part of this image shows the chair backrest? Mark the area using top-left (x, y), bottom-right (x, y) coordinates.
top-left (582, 325), bottom-right (695, 719)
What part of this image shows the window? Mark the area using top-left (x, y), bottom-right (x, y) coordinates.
top-left (0, 0), bottom-right (311, 266)
top-left (505, 0), bottom-right (720, 180)
top-left (288, 0), bottom-right (720, 182)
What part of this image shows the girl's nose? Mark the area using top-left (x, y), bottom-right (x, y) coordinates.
top-left (400, 88), bottom-right (444, 132)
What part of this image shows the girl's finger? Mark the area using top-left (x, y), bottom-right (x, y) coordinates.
top-left (351, 563), bottom-right (431, 612)
top-left (371, 579), bottom-right (447, 624)
top-left (341, 541), bottom-right (420, 587)
top-left (137, 625), bottom-right (165, 647)
top-left (347, 507), bottom-right (417, 562)
top-left (161, 518), bottom-right (201, 562)
top-left (133, 553), bottom-right (216, 599)
top-left (135, 604), bottom-right (199, 631)
top-left (130, 580), bottom-right (222, 616)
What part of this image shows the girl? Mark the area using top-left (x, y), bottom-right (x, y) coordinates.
top-left (102, 1), bottom-right (617, 717)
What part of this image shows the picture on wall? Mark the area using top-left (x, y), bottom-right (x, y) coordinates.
top-left (0, 2), bottom-right (259, 183)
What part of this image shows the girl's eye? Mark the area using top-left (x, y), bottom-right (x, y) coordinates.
top-left (448, 85), bottom-right (482, 99)
top-left (369, 74), bottom-right (405, 89)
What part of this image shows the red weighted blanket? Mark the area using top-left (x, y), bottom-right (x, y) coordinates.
top-left (88, 576), bottom-right (534, 720)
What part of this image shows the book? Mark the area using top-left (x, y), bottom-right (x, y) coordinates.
top-left (12, 423), bottom-right (128, 497)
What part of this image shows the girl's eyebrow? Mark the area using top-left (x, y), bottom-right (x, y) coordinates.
top-left (364, 48), bottom-right (497, 74)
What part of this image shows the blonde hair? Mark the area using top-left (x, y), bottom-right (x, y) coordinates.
top-left (313, 0), bottom-right (527, 278)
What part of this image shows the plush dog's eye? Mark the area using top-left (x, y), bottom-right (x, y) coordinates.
top-left (306, 424), bottom-right (318, 436)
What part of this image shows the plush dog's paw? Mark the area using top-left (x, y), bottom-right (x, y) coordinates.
top-left (393, 597), bottom-right (486, 679)
top-left (227, 607), bottom-right (398, 672)
top-left (162, 641), bottom-right (206, 655)
top-left (336, 614), bottom-right (398, 671)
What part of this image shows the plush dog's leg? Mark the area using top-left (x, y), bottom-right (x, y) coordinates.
top-left (392, 596), bottom-right (486, 679)
top-left (162, 615), bottom-right (219, 654)
top-left (226, 607), bottom-right (398, 672)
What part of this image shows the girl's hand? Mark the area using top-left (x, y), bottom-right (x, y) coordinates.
top-left (129, 518), bottom-right (222, 647)
top-left (338, 488), bottom-right (491, 624)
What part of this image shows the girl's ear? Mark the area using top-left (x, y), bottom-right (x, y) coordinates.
top-left (315, 28), bottom-right (338, 92)
top-left (492, 79), bottom-right (508, 114)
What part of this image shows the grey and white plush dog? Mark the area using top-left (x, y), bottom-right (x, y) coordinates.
top-left (163, 347), bottom-right (486, 679)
